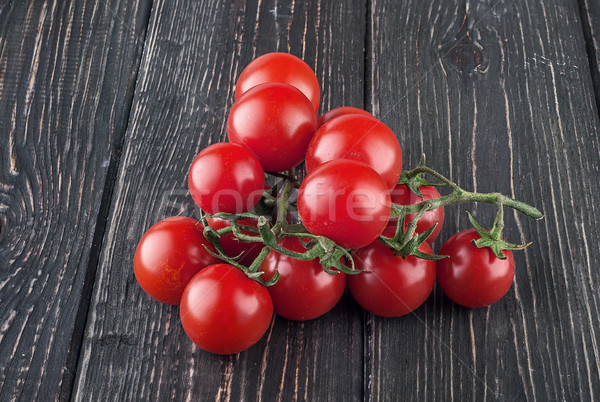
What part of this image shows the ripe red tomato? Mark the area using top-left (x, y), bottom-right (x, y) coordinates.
top-left (227, 82), bottom-right (318, 172)
top-left (260, 237), bottom-right (347, 321)
top-left (206, 217), bottom-right (264, 265)
top-left (134, 217), bottom-right (220, 305)
top-left (317, 106), bottom-right (373, 128)
top-left (180, 264), bottom-right (273, 354)
top-left (305, 114), bottom-right (402, 189)
top-left (437, 229), bottom-right (515, 307)
top-left (297, 159), bottom-right (391, 249)
top-left (383, 184), bottom-right (444, 243)
top-left (348, 241), bottom-right (436, 317)
top-left (235, 52), bottom-right (320, 112)
top-left (188, 142), bottom-right (264, 214)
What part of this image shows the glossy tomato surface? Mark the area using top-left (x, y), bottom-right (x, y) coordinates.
top-left (297, 159), bottom-right (391, 249)
top-left (188, 142), bottom-right (264, 214)
top-left (383, 184), bottom-right (444, 243)
top-left (437, 229), bottom-right (515, 308)
top-left (348, 241), bottom-right (436, 317)
top-left (235, 52), bottom-right (320, 112)
top-left (317, 106), bottom-right (373, 128)
top-left (180, 264), bottom-right (273, 354)
top-left (227, 82), bottom-right (317, 172)
top-left (305, 114), bottom-right (402, 189)
top-left (206, 217), bottom-right (264, 265)
top-left (260, 237), bottom-right (347, 321)
top-left (134, 217), bottom-right (220, 305)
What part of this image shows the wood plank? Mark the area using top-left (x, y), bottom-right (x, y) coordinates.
top-left (368, 0), bottom-right (600, 400)
top-left (579, 0), bottom-right (600, 108)
top-left (73, 0), bottom-right (366, 400)
top-left (0, 0), bottom-right (151, 400)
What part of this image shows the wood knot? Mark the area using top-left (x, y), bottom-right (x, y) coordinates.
top-left (440, 34), bottom-right (487, 74)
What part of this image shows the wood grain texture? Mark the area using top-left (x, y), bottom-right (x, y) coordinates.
top-left (72, 0), bottom-right (366, 400)
top-left (579, 0), bottom-right (600, 111)
top-left (368, 0), bottom-right (600, 400)
top-left (0, 0), bottom-right (151, 400)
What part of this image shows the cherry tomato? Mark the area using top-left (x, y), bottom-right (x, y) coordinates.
top-left (260, 237), bottom-right (347, 321)
top-left (227, 82), bottom-right (317, 172)
top-left (188, 142), bottom-right (264, 214)
top-left (348, 241), bottom-right (436, 317)
top-left (383, 184), bottom-right (444, 243)
top-left (206, 217), bottom-right (264, 265)
top-left (297, 159), bottom-right (391, 249)
top-left (235, 52), bottom-right (320, 112)
top-left (305, 114), bottom-right (402, 189)
top-left (437, 229), bottom-right (515, 308)
top-left (180, 264), bottom-right (273, 354)
top-left (134, 217), bottom-right (220, 305)
top-left (317, 106), bottom-right (373, 128)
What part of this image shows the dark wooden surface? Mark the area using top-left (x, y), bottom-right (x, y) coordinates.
top-left (1, 0), bottom-right (599, 400)
top-left (0, 0), bottom-right (151, 400)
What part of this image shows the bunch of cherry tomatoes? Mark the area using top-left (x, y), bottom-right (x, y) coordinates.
top-left (134, 53), bottom-right (537, 355)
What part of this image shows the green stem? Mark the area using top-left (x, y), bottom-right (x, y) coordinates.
top-left (285, 223), bottom-right (307, 233)
top-left (400, 165), bottom-right (543, 219)
top-left (489, 203), bottom-right (505, 239)
top-left (256, 216), bottom-right (322, 260)
top-left (272, 168), bottom-right (295, 235)
top-left (402, 202), bottom-right (430, 245)
top-left (261, 191), bottom-right (277, 205)
top-left (247, 246), bottom-right (270, 273)
top-left (398, 190), bottom-right (543, 220)
top-left (230, 224), bottom-right (264, 243)
top-left (405, 165), bottom-right (461, 191)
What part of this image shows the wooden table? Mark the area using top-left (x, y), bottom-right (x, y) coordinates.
top-left (1, 0), bottom-right (599, 400)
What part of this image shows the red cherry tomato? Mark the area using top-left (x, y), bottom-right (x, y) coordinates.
top-left (260, 237), bottom-right (347, 321)
top-left (188, 142), bottom-right (264, 214)
top-left (317, 106), bottom-right (373, 128)
top-left (383, 184), bottom-right (444, 243)
top-left (206, 217), bottom-right (264, 265)
top-left (348, 241), bottom-right (436, 317)
top-left (235, 52), bottom-right (320, 112)
top-left (227, 82), bottom-right (317, 172)
top-left (134, 217), bottom-right (220, 305)
top-left (180, 264), bottom-right (273, 354)
top-left (437, 229), bottom-right (515, 308)
top-left (305, 114), bottom-right (402, 189)
top-left (297, 159), bottom-right (391, 249)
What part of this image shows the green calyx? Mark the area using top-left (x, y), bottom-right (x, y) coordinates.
top-left (396, 155), bottom-right (444, 199)
top-left (467, 210), bottom-right (531, 260)
top-left (379, 209), bottom-right (446, 260)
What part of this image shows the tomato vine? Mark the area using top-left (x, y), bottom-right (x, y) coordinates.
top-left (197, 154), bottom-right (543, 285)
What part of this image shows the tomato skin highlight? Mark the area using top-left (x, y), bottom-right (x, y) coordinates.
top-left (180, 264), bottom-right (273, 355)
top-left (297, 159), bottom-right (391, 249)
top-left (260, 237), bottom-right (347, 321)
top-left (317, 106), bottom-right (373, 128)
top-left (134, 217), bottom-right (220, 305)
top-left (305, 114), bottom-right (402, 189)
top-left (348, 241), bottom-right (436, 317)
top-left (235, 52), bottom-right (321, 112)
top-left (383, 184), bottom-right (444, 243)
top-left (227, 82), bottom-right (318, 172)
top-left (188, 142), bottom-right (264, 214)
top-left (437, 229), bottom-right (515, 308)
